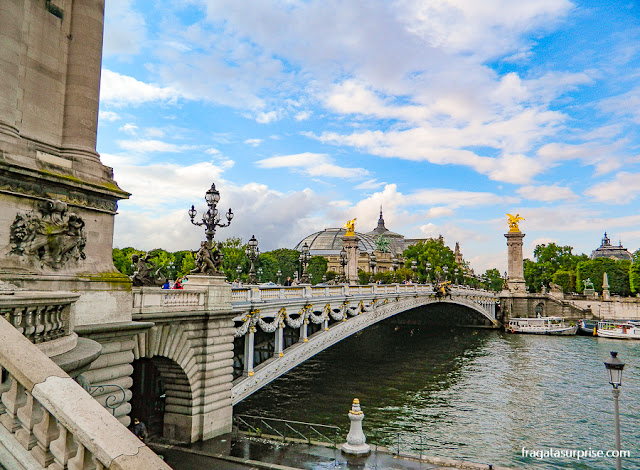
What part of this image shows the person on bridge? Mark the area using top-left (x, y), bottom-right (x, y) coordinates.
top-left (132, 418), bottom-right (148, 442)
top-left (173, 278), bottom-right (183, 289)
top-left (284, 276), bottom-right (292, 286)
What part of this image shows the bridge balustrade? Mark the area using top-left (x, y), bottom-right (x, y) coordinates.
top-left (132, 287), bottom-right (206, 314)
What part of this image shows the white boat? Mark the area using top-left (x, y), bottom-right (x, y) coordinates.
top-left (507, 317), bottom-right (578, 335)
top-left (596, 320), bottom-right (640, 339)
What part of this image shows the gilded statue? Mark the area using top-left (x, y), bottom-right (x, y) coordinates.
top-left (506, 213), bottom-right (525, 232)
top-left (344, 218), bottom-right (357, 236)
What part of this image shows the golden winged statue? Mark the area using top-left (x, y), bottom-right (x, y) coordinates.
top-left (344, 218), bottom-right (357, 236)
top-left (506, 213), bottom-right (524, 232)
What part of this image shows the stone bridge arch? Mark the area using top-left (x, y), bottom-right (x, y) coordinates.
top-left (132, 323), bottom-right (204, 442)
top-left (232, 294), bottom-right (498, 404)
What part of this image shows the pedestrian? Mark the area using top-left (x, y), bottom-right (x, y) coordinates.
top-left (132, 418), bottom-right (148, 442)
top-left (284, 276), bottom-right (292, 286)
top-left (173, 278), bottom-right (183, 289)
top-left (162, 280), bottom-right (170, 289)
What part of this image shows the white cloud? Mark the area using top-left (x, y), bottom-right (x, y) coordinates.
top-left (244, 138), bottom-right (263, 147)
top-left (119, 123), bottom-right (138, 135)
top-left (100, 70), bottom-right (183, 107)
top-left (294, 111), bottom-right (312, 121)
top-left (354, 179), bottom-right (386, 190)
top-left (103, 0), bottom-right (147, 57)
top-left (117, 139), bottom-right (198, 153)
top-left (255, 111), bottom-right (279, 124)
top-left (585, 172), bottom-right (640, 204)
top-left (255, 153), bottom-right (369, 179)
top-left (517, 184), bottom-right (578, 202)
top-left (99, 111), bottom-right (121, 122)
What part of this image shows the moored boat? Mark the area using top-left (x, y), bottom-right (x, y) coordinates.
top-left (507, 317), bottom-right (578, 335)
top-left (578, 319), bottom-right (598, 336)
top-left (596, 320), bottom-right (640, 339)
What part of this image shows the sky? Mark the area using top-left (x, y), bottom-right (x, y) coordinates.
top-left (98, 0), bottom-right (640, 274)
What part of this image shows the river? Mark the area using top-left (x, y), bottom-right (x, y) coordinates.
top-left (233, 322), bottom-right (640, 469)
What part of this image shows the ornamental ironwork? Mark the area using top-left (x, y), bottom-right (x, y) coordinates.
top-left (10, 199), bottom-right (86, 269)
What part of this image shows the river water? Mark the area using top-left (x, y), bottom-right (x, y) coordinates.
top-left (234, 322), bottom-right (640, 469)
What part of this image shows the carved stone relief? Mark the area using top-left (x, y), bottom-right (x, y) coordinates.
top-left (9, 199), bottom-right (87, 269)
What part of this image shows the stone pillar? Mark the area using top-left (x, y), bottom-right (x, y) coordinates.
top-left (603, 272), bottom-right (610, 301)
top-left (0, 0), bottom-right (23, 142)
top-left (60, 0), bottom-right (105, 164)
top-left (243, 327), bottom-right (255, 376)
top-left (505, 231), bottom-right (526, 293)
top-left (342, 398), bottom-right (370, 456)
top-left (342, 235), bottom-right (360, 286)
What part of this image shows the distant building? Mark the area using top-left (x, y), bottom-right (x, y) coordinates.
top-left (590, 233), bottom-right (632, 261)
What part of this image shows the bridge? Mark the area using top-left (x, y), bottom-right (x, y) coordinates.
top-left (229, 283), bottom-right (498, 403)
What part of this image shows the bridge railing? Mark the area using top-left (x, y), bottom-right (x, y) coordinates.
top-left (0, 291), bottom-right (77, 345)
top-left (0, 315), bottom-right (170, 470)
top-left (132, 286), bottom-right (206, 314)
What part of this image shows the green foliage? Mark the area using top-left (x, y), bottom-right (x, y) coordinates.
top-left (266, 248), bottom-right (301, 281)
top-left (402, 238), bottom-right (459, 283)
top-left (630, 250), bottom-right (640, 294)
top-left (257, 252), bottom-right (279, 282)
top-left (576, 258), bottom-right (631, 296)
top-left (551, 270), bottom-right (574, 293)
top-left (373, 271), bottom-right (394, 284)
top-left (307, 256), bottom-right (328, 284)
top-left (483, 268), bottom-right (504, 292)
top-left (523, 243), bottom-right (587, 293)
top-left (220, 237), bottom-right (248, 281)
top-left (358, 269), bottom-right (371, 285)
top-left (112, 247), bottom-right (144, 276)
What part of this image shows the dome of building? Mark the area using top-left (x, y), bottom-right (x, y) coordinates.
top-left (364, 208), bottom-right (407, 255)
top-left (591, 232), bottom-right (633, 261)
top-left (294, 228), bottom-right (377, 255)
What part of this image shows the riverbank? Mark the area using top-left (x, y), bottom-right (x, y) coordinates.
top-left (150, 433), bottom-right (511, 470)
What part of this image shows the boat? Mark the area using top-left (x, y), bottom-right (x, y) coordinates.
top-left (578, 319), bottom-right (598, 336)
top-left (596, 320), bottom-right (640, 339)
top-left (506, 317), bottom-right (578, 335)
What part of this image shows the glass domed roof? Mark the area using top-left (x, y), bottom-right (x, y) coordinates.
top-left (294, 228), bottom-right (377, 254)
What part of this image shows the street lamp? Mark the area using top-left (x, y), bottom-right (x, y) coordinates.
top-left (299, 242), bottom-right (311, 283)
top-left (425, 262), bottom-right (431, 284)
top-left (411, 260), bottom-right (417, 282)
top-left (257, 267), bottom-right (263, 283)
top-left (276, 269), bottom-right (282, 285)
top-left (188, 182), bottom-right (233, 247)
top-left (245, 235), bottom-right (260, 284)
top-left (392, 257), bottom-right (399, 283)
top-left (604, 351), bottom-right (625, 470)
top-left (339, 247), bottom-right (348, 283)
top-left (443, 265), bottom-right (449, 282)
top-left (454, 268), bottom-right (459, 285)
top-left (369, 253), bottom-right (377, 276)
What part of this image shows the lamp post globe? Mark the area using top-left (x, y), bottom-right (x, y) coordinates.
top-left (189, 182), bottom-right (233, 247)
top-left (604, 351), bottom-right (625, 470)
top-left (299, 242), bottom-right (311, 283)
top-left (245, 235), bottom-right (260, 284)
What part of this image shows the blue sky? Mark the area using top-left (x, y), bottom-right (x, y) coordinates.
top-left (98, 0), bottom-right (640, 273)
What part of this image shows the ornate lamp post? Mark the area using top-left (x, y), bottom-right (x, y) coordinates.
top-left (245, 235), bottom-right (260, 284)
top-left (411, 260), bottom-right (417, 282)
top-left (604, 351), bottom-right (625, 470)
top-left (369, 253), bottom-right (377, 278)
top-left (454, 268), bottom-right (459, 285)
top-left (299, 242), bottom-right (311, 283)
top-left (276, 269), bottom-right (282, 285)
top-left (236, 265), bottom-right (242, 281)
top-left (443, 265), bottom-right (449, 282)
top-left (257, 267), bottom-right (263, 283)
top-left (339, 247), bottom-right (348, 284)
top-left (425, 262), bottom-right (431, 283)
top-left (392, 257), bottom-right (399, 283)
top-left (188, 182), bottom-right (233, 247)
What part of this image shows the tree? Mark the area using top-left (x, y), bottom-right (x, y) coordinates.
top-left (402, 238), bottom-right (459, 283)
top-left (307, 256), bottom-right (328, 284)
top-left (482, 268), bottom-right (504, 292)
top-left (630, 250), bottom-right (640, 294)
top-left (524, 243), bottom-right (587, 292)
top-left (265, 248), bottom-right (301, 281)
top-left (551, 270), bottom-right (574, 293)
top-left (576, 258), bottom-right (631, 296)
top-left (219, 237), bottom-right (248, 281)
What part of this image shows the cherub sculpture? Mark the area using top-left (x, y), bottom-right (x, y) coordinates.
top-left (344, 218), bottom-right (357, 236)
top-left (190, 241), bottom-right (224, 275)
top-left (506, 213), bottom-right (525, 232)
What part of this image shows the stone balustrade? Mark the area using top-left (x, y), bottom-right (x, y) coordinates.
top-left (0, 316), bottom-right (170, 469)
top-left (132, 287), bottom-right (206, 314)
top-left (0, 292), bottom-right (77, 345)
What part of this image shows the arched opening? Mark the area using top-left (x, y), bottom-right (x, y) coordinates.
top-left (131, 356), bottom-right (192, 442)
top-left (535, 302), bottom-right (544, 317)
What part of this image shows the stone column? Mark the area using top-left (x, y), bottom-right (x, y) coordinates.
top-left (60, 0), bottom-right (105, 163)
top-left (505, 231), bottom-right (526, 293)
top-left (243, 327), bottom-right (255, 377)
top-left (603, 272), bottom-right (610, 301)
top-left (0, 0), bottom-right (23, 142)
top-left (342, 235), bottom-right (360, 286)
top-left (342, 398), bottom-right (370, 456)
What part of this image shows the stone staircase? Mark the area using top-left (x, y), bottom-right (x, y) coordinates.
top-left (0, 311), bottom-right (170, 469)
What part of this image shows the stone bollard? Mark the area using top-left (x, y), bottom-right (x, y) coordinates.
top-left (341, 398), bottom-right (371, 456)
